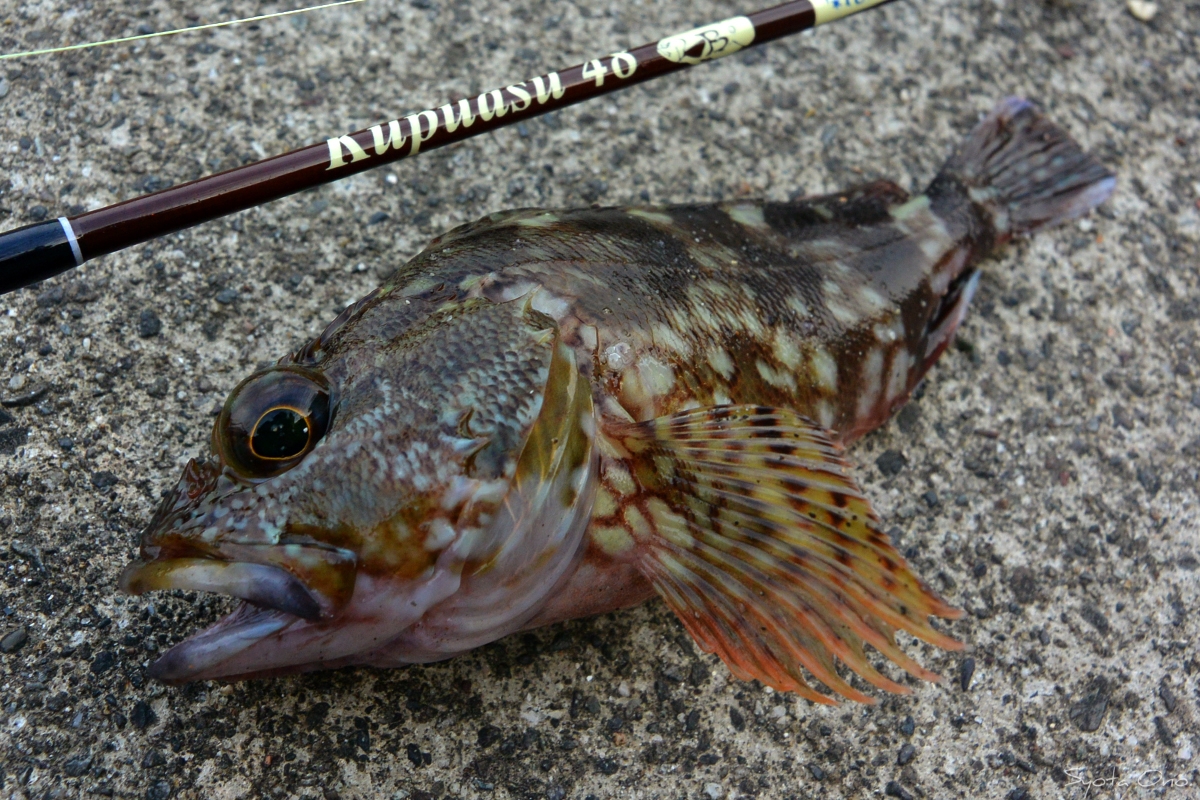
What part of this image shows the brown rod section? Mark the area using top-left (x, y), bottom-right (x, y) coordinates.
top-left (0, 0), bottom-right (896, 295)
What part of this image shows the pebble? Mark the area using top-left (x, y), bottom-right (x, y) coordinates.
top-left (1069, 679), bottom-right (1110, 732)
top-left (884, 781), bottom-right (914, 800)
top-left (130, 699), bottom-right (158, 730)
top-left (63, 752), bottom-right (92, 777)
top-left (91, 471), bottom-right (119, 489)
top-left (90, 649), bottom-right (116, 675)
top-left (1127, 0), bottom-right (1158, 21)
top-left (1, 386), bottom-right (48, 408)
top-left (876, 450), bottom-right (908, 477)
top-left (897, 743), bottom-right (916, 766)
top-left (1, 627), bottom-right (28, 653)
top-left (146, 377), bottom-right (169, 399)
top-left (1080, 605), bottom-right (1110, 634)
top-left (146, 779), bottom-right (172, 800)
top-left (138, 309), bottom-right (162, 338)
top-left (899, 715), bottom-right (915, 737)
top-left (959, 657), bottom-right (975, 691)
top-left (477, 725), bottom-right (501, 748)
top-left (1158, 683), bottom-right (1177, 713)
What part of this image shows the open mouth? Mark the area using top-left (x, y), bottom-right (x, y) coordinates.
top-left (119, 558), bottom-right (327, 682)
top-left (118, 537), bottom-right (364, 683)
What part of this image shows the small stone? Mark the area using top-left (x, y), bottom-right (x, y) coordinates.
top-left (2, 386), bottom-right (48, 408)
top-left (703, 784), bottom-right (724, 800)
top-left (1158, 682), bottom-right (1177, 713)
top-left (137, 309), bottom-right (162, 338)
top-left (91, 471), bottom-right (119, 489)
top-left (477, 725), bottom-right (501, 748)
top-left (959, 657), bottom-right (975, 691)
top-left (215, 288), bottom-right (239, 304)
top-left (90, 650), bottom-right (116, 675)
top-left (876, 450), bottom-right (908, 477)
top-left (1080, 605), bottom-right (1109, 634)
top-left (884, 782), bottom-right (914, 800)
top-left (1069, 679), bottom-right (1110, 732)
top-left (1136, 466), bottom-right (1161, 496)
top-left (130, 699), bottom-right (157, 730)
top-left (729, 707), bottom-right (745, 731)
top-left (897, 743), bottom-right (916, 765)
top-left (0, 407), bottom-right (12, 426)
top-left (580, 179), bottom-right (608, 203)
top-left (8, 374), bottom-right (26, 391)
top-left (899, 715), bottom-right (915, 737)
top-left (1, 627), bottom-right (29, 653)
top-left (896, 404), bottom-right (921, 434)
top-left (1009, 566), bottom-right (1038, 604)
top-left (5, 418), bottom-right (34, 451)
top-left (807, 763), bottom-right (826, 781)
top-left (1154, 716), bottom-right (1175, 746)
top-left (146, 778), bottom-right (172, 800)
top-left (64, 752), bottom-right (93, 777)
top-left (146, 377), bottom-right (169, 399)
top-left (1127, 0), bottom-right (1158, 21)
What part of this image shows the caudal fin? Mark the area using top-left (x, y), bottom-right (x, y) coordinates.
top-left (933, 97), bottom-right (1115, 239)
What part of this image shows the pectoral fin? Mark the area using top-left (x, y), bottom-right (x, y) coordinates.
top-left (600, 405), bottom-right (962, 703)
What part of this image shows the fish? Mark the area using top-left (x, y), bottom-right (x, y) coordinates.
top-left (120, 97), bottom-right (1115, 703)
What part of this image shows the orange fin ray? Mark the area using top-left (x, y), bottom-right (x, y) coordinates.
top-left (609, 405), bottom-right (962, 703)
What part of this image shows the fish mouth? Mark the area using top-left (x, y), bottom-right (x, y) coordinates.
top-left (119, 539), bottom-right (361, 683)
top-left (119, 558), bottom-right (320, 683)
top-left (142, 602), bottom-right (296, 683)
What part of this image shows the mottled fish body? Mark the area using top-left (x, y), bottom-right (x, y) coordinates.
top-left (123, 98), bottom-right (1114, 702)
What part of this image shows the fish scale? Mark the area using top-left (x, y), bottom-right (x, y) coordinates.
top-left (122, 97), bottom-right (1115, 699)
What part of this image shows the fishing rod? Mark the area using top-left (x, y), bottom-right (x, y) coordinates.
top-left (0, 0), bottom-right (896, 296)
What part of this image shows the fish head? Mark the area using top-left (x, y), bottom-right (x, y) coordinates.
top-left (121, 295), bottom-right (596, 682)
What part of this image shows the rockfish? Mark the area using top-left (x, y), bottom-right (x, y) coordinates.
top-left (122, 98), bottom-right (1114, 703)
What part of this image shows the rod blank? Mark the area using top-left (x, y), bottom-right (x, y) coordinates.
top-left (0, 0), bottom-right (895, 296)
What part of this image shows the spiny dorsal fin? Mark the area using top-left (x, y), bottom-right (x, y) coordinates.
top-left (601, 405), bottom-right (963, 704)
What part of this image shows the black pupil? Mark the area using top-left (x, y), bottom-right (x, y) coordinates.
top-left (252, 408), bottom-right (310, 459)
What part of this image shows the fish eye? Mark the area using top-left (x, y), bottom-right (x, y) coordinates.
top-left (251, 407), bottom-right (311, 460)
top-left (215, 367), bottom-right (332, 479)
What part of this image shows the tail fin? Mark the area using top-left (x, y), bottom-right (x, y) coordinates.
top-left (932, 97), bottom-right (1115, 239)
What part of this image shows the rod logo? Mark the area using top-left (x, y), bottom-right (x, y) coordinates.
top-left (657, 16), bottom-right (754, 65)
top-left (325, 72), bottom-right (568, 171)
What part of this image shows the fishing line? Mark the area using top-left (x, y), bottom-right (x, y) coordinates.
top-left (0, 0), bottom-right (367, 60)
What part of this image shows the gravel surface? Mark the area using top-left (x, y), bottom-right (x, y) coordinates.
top-left (1, 1), bottom-right (1197, 798)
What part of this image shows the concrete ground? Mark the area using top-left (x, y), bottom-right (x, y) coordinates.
top-left (0, 0), bottom-right (1197, 798)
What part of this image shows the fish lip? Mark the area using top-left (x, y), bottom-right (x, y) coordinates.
top-left (145, 602), bottom-right (293, 684)
top-left (119, 558), bottom-right (324, 621)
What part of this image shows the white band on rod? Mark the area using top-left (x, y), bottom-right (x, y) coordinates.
top-left (58, 217), bottom-right (83, 266)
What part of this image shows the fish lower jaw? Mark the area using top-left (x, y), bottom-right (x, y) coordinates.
top-left (144, 569), bottom-right (465, 684)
